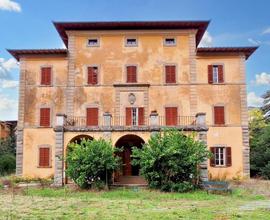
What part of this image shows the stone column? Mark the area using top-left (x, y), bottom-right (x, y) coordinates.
top-left (198, 131), bottom-right (208, 182)
top-left (196, 113), bottom-right (208, 182)
top-left (103, 112), bottom-right (112, 140)
top-left (54, 114), bottom-right (66, 186)
top-left (16, 58), bottom-right (26, 176)
top-left (150, 111), bottom-right (159, 136)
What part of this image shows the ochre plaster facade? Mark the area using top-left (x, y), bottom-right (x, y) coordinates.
top-left (8, 21), bottom-right (257, 183)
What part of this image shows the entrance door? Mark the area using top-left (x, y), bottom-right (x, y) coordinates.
top-left (123, 147), bottom-right (132, 175)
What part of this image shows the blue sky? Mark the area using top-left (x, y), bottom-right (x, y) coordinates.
top-left (0, 0), bottom-right (270, 120)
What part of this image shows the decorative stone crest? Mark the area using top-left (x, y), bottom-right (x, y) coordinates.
top-left (128, 93), bottom-right (136, 105)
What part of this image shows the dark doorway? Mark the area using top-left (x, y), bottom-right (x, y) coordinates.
top-left (115, 134), bottom-right (145, 176)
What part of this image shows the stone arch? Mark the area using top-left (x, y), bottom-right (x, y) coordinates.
top-left (68, 134), bottom-right (94, 145)
top-left (115, 134), bottom-right (145, 177)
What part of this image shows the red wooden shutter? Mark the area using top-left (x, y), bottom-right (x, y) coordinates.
top-left (88, 67), bottom-right (98, 85)
top-left (208, 65), bottom-right (213, 84)
top-left (210, 147), bottom-right (215, 167)
top-left (165, 107), bottom-right (177, 126)
top-left (226, 147), bottom-right (232, 167)
top-left (39, 147), bottom-right (50, 167)
top-left (138, 107), bottom-right (144, 125)
top-left (218, 65), bottom-right (224, 83)
top-left (214, 106), bottom-right (225, 125)
top-left (126, 108), bottom-right (132, 126)
top-left (41, 67), bottom-right (52, 85)
top-left (86, 108), bottom-right (98, 126)
top-left (165, 65), bottom-right (176, 83)
top-left (127, 66), bottom-right (137, 83)
top-left (40, 108), bottom-right (50, 127)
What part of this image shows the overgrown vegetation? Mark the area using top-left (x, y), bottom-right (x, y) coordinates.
top-left (0, 186), bottom-right (269, 219)
top-left (66, 138), bottom-right (121, 189)
top-left (132, 129), bottom-right (210, 192)
top-left (249, 99), bottom-right (270, 179)
top-left (0, 135), bottom-right (16, 176)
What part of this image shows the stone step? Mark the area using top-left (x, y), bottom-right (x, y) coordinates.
top-left (114, 175), bottom-right (148, 185)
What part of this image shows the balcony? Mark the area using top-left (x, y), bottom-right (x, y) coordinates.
top-left (56, 112), bottom-right (207, 132)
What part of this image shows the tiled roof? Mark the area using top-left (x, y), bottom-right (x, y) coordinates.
top-left (53, 20), bottom-right (210, 47)
top-left (7, 49), bottom-right (67, 61)
top-left (197, 47), bottom-right (258, 60)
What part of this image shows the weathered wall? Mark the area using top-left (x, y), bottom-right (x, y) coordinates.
top-left (20, 30), bottom-right (248, 180)
top-left (23, 57), bottom-right (68, 127)
top-left (23, 128), bottom-right (55, 178)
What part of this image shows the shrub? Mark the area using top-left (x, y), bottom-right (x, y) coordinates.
top-left (132, 129), bottom-right (210, 192)
top-left (66, 138), bottom-right (121, 189)
top-left (0, 153), bottom-right (16, 176)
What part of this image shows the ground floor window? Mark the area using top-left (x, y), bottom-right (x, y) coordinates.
top-left (210, 146), bottom-right (232, 167)
top-left (38, 147), bottom-right (50, 167)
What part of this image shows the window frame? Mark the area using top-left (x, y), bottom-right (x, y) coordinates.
top-left (86, 106), bottom-right (99, 126)
top-left (164, 64), bottom-right (177, 84)
top-left (214, 147), bottom-right (226, 166)
top-left (213, 105), bottom-right (226, 126)
top-left (164, 106), bottom-right (178, 126)
top-left (86, 65), bottom-right (99, 85)
top-left (37, 145), bottom-right (52, 168)
top-left (126, 65), bottom-right (138, 83)
top-left (163, 37), bottom-right (177, 47)
top-left (125, 37), bottom-right (138, 47)
top-left (40, 66), bottom-right (53, 86)
top-left (39, 107), bottom-right (51, 127)
top-left (87, 38), bottom-right (100, 47)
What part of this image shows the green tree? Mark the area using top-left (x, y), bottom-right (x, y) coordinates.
top-left (261, 90), bottom-right (270, 121)
top-left (0, 135), bottom-right (16, 176)
top-left (66, 138), bottom-right (121, 189)
top-left (132, 129), bottom-right (210, 192)
top-left (250, 125), bottom-right (270, 179)
top-left (249, 108), bottom-right (266, 138)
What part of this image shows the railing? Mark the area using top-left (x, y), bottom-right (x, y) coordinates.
top-left (158, 116), bottom-right (196, 127)
top-left (65, 115), bottom-right (196, 128)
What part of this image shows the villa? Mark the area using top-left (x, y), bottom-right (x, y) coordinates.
top-left (8, 21), bottom-right (257, 186)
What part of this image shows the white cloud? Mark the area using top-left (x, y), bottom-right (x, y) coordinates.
top-left (0, 58), bottom-right (18, 79)
top-left (0, 0), bottom-right (21, 12)
top-left (0, 93), bottom-right (17, 120)
top-left (199, 31), bottom-right (213, 47)
top-left (247, 92), bottom-right (264, 107)
top-left (0, 79), bottom-right (18, 88)
top-left (254, 72), bottom-right (270, 85)
top-left (248, 38), bottom-right (261, 46)
top-left (262, 27), bottom-right (270, 34)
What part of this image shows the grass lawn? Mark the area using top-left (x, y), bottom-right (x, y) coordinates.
top-left (0, 185), bottom-right (270, 220)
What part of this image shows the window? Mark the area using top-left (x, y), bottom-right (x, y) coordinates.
top-left (125, 38), bottom-right (137, 47)
top-left (87, 66), bottom-right (98, 85)
top-left (214, 106), bottom-right (225, 125)
top-left (86, 107), bottom-right (99, 126)
top-left (164, 37), bottom-right (176, 46)
top-left (39, 147), bottom-right (50, 167)
top-left (41, 67), bottom-right (52, 85)
top-left (126, 107), bottom-right (144, 126)
top-left (210, 147), bottom-right (232, 167)
top-left (165, 65), bottom-right (176, 83)
top-left (208, 65), bottom-right (224, 84)
top-left (126, 66), bottom-right (137, 83)
top-left (165, 107), bottom-right (178, 126)
top-left (40, 108), bottom-right (51, 127)
top-left (87, 38), bottom-right (99, 47)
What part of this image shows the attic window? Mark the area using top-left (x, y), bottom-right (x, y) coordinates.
top-left (87, 38), bottom-right (99, 47)
top-left (164, 37), bottom-right (176, 46)
top-left (125, 38), bottom-right (138, 47)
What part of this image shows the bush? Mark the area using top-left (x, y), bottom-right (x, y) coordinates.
top-left (132, 129), bottom-right (210, 192)
top-left (0, 154), bottom-right (16, 176)
top-left (66, 138), bottom-right (121, 189)
top-left (250, 125), bottom-right (270, 179)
